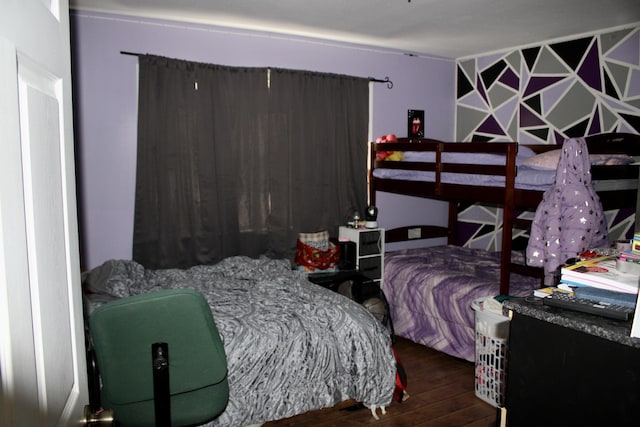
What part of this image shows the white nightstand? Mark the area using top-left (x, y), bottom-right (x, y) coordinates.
top-left (338, 226), bottom-right (384, 289)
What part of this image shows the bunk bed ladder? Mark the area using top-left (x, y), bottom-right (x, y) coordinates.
top-left (499, 143), bottom-right (518, 296)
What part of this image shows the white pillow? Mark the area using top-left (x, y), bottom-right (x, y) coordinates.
top-left (521, 149), bottom-right (634, 170)
top-left (520, 150), bottom-right (562, 169)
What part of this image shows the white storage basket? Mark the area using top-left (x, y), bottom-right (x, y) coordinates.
top-left (472, 297), bottom-right (510, 407)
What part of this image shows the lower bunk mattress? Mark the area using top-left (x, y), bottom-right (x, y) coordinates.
top-left (83, 256), bottom-right (396, 426)
top-left (383, 245), bottom-right (540, 362)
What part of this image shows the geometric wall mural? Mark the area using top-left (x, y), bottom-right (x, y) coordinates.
top-left (456, 25), bottom-right (640, 144)
top-left (455, 25), bottom-right (639, 250)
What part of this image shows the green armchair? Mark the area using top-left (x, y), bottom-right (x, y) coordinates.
top-left (88, 289), bottom-right (229, 426)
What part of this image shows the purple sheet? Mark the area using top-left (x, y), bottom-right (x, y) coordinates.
top-left (383, 245), bottom-right (540, 362)
top-left (372, 164), bottom-right (555, 190)
top-left (372, 149), bottom-right (634, 191)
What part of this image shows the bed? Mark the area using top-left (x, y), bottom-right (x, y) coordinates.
top-left (370, 132), bottom-right (640, 361)
top-left (83, 256), bottom-right (396, 426)
top-left (382, 245), bottom-right (540, 361)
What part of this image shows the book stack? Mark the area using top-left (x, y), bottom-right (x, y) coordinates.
top-left (559, 255), bottom-right (640, 295)
top-left (533, 286), bottom-right (573, 298)
top-left (556, 252), bottom-right (640, 337)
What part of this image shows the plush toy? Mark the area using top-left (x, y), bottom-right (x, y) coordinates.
top-left (375, 133), bottom-right (403, 161)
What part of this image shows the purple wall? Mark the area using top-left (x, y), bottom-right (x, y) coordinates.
top-left (71, 12), bottom-right (456, 269)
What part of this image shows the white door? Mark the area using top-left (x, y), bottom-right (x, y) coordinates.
top-left (0, 1), bottom-right (88, 426)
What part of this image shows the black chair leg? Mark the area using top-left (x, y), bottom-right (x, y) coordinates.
top-left (87, 346), bottom-right (103, 415)
top-left (152, 343), bottom-right (171, 427)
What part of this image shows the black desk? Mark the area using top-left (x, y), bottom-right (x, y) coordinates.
top-left (502, 297), bottom-right (640, 427)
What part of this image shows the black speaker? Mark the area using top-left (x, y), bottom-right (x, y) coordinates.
top-left (338, 240), bottom-right (356, 270)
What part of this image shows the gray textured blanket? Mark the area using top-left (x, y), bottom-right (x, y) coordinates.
top-left (84, 256), bottom-right (396, 426)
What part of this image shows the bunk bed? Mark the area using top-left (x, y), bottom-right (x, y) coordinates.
top-left (369, 132), bottom-right (640, 361)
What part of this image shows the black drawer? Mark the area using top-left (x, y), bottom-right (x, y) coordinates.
top-left (358, 231), bottom-right (381, 256)
top-left (358, 256), bottom-right (381, 280)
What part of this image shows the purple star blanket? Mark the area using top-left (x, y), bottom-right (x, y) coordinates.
top-left (526, 138), bottom-right (607, 282)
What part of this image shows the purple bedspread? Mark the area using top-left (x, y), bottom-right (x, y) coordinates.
top-left (383, 245), bottom-right (540, 362)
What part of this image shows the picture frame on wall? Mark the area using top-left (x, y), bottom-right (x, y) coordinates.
top-left (408, 109), bottom-right (424, 137)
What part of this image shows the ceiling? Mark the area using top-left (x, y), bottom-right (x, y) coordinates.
top-left (70, 0), bottom-right (640, 58)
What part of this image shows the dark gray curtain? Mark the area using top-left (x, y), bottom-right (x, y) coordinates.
top-left (133, 55), bottom-right (368, 269)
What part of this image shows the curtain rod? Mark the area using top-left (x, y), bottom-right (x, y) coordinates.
top-left (121, 51), bottom-right (393, 89)
top-left (368, 76), bottom-right (393, 89)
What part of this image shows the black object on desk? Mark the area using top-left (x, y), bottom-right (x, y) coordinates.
top-left (308, 270), bottom-right (389, 325)
top-left (307, 269), bottom-right (358, 289)
top-left (542, 292), bottom-right (635, 321)
top-left (307, 270), bottom-right (380, 302)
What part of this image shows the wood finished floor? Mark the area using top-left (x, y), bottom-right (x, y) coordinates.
top-left (264, 337), bottom-right (497, 427)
